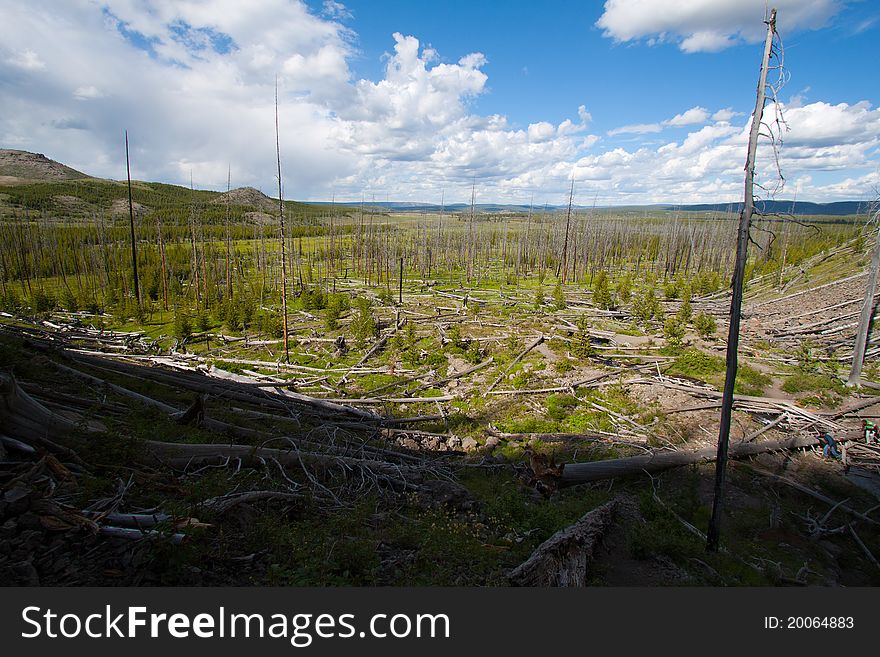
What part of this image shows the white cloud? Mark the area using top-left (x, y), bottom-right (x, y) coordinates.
top-left (607, 122), bottom-right (662, 136)
top-left (322, 1), bottom-right (352, 21)
top-left (6, 48), bottom-right (45, 71)
top-left (608, 105), bottom-right (711, 136)
top-left (585, 99), bottom-right (880, 204)
top-left (528, 122), bottom-right (555, 142)
top-left (711, 108), bottom-right (740, 122)
top-left (73, 85), bottom-right (104, 100)
top-left (0, 0), bottom-right (875, 205)
top-left (665, 106), bottom-right (710, 127)
top-left (596, 0), bottom-right (843, 53)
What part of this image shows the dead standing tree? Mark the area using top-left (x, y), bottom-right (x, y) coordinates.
top-left (275, 78), bottom-right (290, 363)
top-left (124, 130), bottom-right (141, 307)
top-left (707, 8), bottom-right (778, 553)
top-left (556, 178), bottom-right (575, 283)
top-left (848, 202), bottom-right (880, 387)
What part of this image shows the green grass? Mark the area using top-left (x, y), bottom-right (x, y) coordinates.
top-left (734, 365), bottom-right (772, 396)
top-left (781, 372), bottom-right (844, 394)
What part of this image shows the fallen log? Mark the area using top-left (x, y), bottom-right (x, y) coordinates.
top-left (561, 434), bottom-right (825, 485)
top-left (508, 499), bottom-right (618, 586)
top-left (50, 361), bottom-right (265, 439)
top-left (486, 334), bottom-right (544, 394)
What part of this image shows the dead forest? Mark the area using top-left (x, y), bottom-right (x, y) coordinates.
top-left (1, 150), bottom-right (879, 587)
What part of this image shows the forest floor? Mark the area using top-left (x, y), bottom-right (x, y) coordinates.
top-left (2, 238), bottom-right (880, 586)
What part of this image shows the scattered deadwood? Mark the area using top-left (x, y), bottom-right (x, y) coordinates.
top-left (199, 490), bottom-right (305, 514)
top-left (560, 434), bottom-right (824, 485)
top-left (486, 427), bottom-right (646, 446)
top-left (0, 372), bottom-right (454, 496)
top-left (50, 360), bottom-right (266, 439)
top-left (508, 499), bottom-right (618, 586)
top-left (486, 334), bottom-right (545, 393)
top-left (406, 357), bottom-right (494, 395)
top-left (734, 462), bottom-right (879, 527)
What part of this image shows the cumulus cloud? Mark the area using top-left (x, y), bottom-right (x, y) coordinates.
top-left (711, 108), bottom-right (740, 122)
top-left (608, 105), bottom-right (711, 136)
top-left (0, 0), bottom-right (875, 205)
top-left (590, 99), bottom-right (880, 204)
top-left (596, 0), bottom-right (842, 53)
top-left (665, 106), bottom-right (710, 127)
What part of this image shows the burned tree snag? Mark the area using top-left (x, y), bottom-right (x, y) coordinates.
top-left (707, 8), bottom-right (777, 553)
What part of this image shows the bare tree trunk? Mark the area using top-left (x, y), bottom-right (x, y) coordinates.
top-left (225, 164), bottom-right (232, 300)
top-left (275, 78), bottom-right (290, 363)
top-left (124, 130), bottom-right (140, 307)
top-left (556, 179), bottom-right (574, 282)
top-left (157, 218), bottom-right (169, 311)
top-left (707, 8), bottom-right (776, 553)
top-left (848, 209), bottom-right (880, 387)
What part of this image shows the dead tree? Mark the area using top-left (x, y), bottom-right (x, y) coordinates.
top-left (848, 204), bottom-right (880, 387)
top-left (275, 78), bottom-right (290, 363)
top-left (124, 130), bottom-right (141, 306)
top-left (707, 8), bottom-right (777, 553)
top-left (556, 178), bottom-right (574, 282)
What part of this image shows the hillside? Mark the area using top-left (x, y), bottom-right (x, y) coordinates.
top-left (211, 186), bottom-right (276, 211)
top-left (0, 149), bottom-right (90, 183)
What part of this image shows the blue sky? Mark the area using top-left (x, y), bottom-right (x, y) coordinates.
top-left (1, 0), bottom-right (878, 205)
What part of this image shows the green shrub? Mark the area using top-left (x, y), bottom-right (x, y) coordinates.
top-left (324, 293), bottom-right (348, 331)
top-left (668, 349), bottom-right (725, 378)
top-left (30, 288), bottom-right (57, 314)
top-left (62, 289), bottom-right (79, 313)
top-left (0, 289), bottom-right (22, 312)
top-left (552, 280), bottom-right (566, 310)
top-left (663, 316), bottom-right (686, 349)
top-left (615, 276), bottom-right (632, 304)
top-left (694, 312), bottom-right (717, 339)
top-left (196, 310), bottom-right (210, 333)
top-left (570, 316), bottom-right (596, 359)
top-left (593, 271), bottom-right (613, 310)
top-left (794, 340), bottom-right (818, 373)
top-left (350, 297), bottom-right (378, 347)
top-left (300, 286), bottom-right (326, 311)
top-left (632, 286), bottom-right (660, 325)
top-left (173, 310), bottom-right (192, 339)
top-left (781, 373), bottom-right (843, 394)
top-left (676, 298), bottom-right (692, 324)
top-left (377, 287), bottom-right (394, 306)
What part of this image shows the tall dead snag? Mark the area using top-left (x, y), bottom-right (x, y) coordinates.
top-left (707, 8), bottom-right (777, 553)
top-left (225, 164), bottom-right (233, 300)
top-left (124, 130), bottom-right (141, 306)
top-left (848, 205), bottom-right (880, 387)
top-left (556, 178), bottom-right (574, 282)
top-left (275, 78), bottom-right (290, 363)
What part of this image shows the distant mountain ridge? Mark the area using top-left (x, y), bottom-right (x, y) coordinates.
top-left (0, 149), bottom-right (869, 216)
top-left (677, 200), bottom-right (868, 216)
top-left (311, 199), bottom-right (870, 216)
